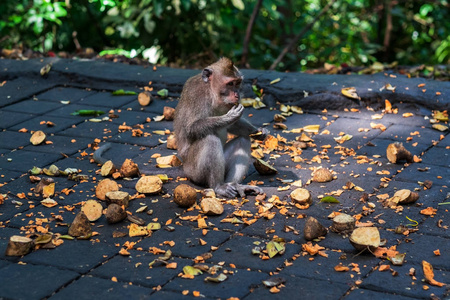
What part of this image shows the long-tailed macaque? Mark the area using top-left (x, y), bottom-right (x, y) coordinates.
top-left (174, 57), bottom-right (267, 198)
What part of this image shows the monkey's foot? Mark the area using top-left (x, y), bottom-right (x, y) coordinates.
top-left (215, 183), bottom-right (263, 198)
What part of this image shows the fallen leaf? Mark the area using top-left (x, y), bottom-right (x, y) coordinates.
top-left (422, 260), bottom-right (446, 287)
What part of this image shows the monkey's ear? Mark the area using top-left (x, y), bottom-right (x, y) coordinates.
top-left (202, 68), bottom-right (213, 83)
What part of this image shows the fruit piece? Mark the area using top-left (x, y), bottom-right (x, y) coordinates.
top-left (68, 212), bottom-right (92, 237)
top-left (5, 235), bottom-right (34, 256)
top-left (386, 142), bottom-right (413, 163)
top-left (120, 159), bottom-right (140, 177)
top-left (303, 216), bottom-right (327, 241)
top-left (173, 184), bottom-right (197, 207)
top-left (163, 106), bottom-right (176, 121)
top-left (95, 179), bottom-right (119, 200)
top-left (200, 197), bottom-right (224, 215)
top-left (349, 227), bottom-right (380, 251)
top-left (253, 158), bottom-right (278, 175)
top-left (105, 203), bottom-right (127, 224)
top-left (312, 168), bottom-right (333, 182)
top-left (290, 188), bottom-right (312, 205)
top-left (331, 213), bottom-right (356, 234)
top-left (105, 191), bottom-right (130, 207)
top-left (100, 160), bottom-right (116, 177)
top-left (81, 200), bottom-right (103, 221)
top-left (138, 91), bottom-right (152, 106)
top-left (30, 130), bottom-right (46, 145)
top-left (135, 176), bottom-right (163, 194)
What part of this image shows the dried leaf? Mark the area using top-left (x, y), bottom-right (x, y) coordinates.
top-left (422, 260), bottom-right (446, 287)
top-left (341, 87), bottom-right (360, 100)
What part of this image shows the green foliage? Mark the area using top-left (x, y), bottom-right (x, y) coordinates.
top-left (1, 0), bottom-right (449, 70)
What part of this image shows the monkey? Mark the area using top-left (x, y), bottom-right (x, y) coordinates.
top-left (173, 57), bottom-right (267, 198)
top-left (93, 58), bottom-right (267, 198)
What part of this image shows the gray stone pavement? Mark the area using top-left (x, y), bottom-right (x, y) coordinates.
top-left (0, 58), bottom-right (449, 299)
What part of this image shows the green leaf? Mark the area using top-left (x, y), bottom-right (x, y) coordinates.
top-left (157, 89), bottom-right (168, 98)
top-left (231, 0), bottom-right (245, 10)
top-left (266, 241), bottom-right (278, 258)
top-left (320, 196), bottom-right (340, 203)
top-left (183, 266), bottom-right (203, 276)
top-left (70, 110), bottom-right (106, 116)
top-left (112, 89), bottom-right (137, 95)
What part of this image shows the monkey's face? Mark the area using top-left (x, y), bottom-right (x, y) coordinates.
top-left (220, 77), bottom-right (242, 106)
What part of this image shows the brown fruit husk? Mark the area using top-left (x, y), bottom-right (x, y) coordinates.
top-left (173, 184), bottom-right (197, 207)
top-left (95, 179), bottom-right (119, 200)
top-left (386, 142), bottom-right (413, 164)
top-left (30, 130), bottom-right (46, 145)
top-left (163, 106), bottom-right (176, 121)
top-left (138, 91), bottom-right (152, 106)
top-left (81, 200), bottom-right (103, 222)
top-left (349, 227), bottom-right (380, 251)
top-left (290, 188), bottom-right (312, 205)
top-left (331, 213), bottom-right (356, 234)
top-left (166, 134), bottom-right (177, 150)
top-left (303, 216), bottom-right (327, 241)
top-left (312, 168), bottom-right (333, 183)
top-left (5, 235), bottom-right (34, 256)
top-left (101, 160), bottom-right (116, 177)
top-left (105, 191), bottom-right (130, 207)
top-left (120, 158), bottom-right (140, 177)
top-left (68, 212), bottom-right (92, 237)
top-left (253, 158), bottom-right (278, 175)
top-left (135, 176), bottom-right (163, 194)
top-left (105, 203), bottom-right (127, 224)
top-left (200, 197), bottom-right (224, 215)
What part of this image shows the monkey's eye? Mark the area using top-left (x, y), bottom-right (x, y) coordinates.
top-left (226, 81), bottom-right (234, 87)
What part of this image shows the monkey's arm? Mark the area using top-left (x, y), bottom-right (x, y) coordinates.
top-left (185, 105), bottom-right (243, 140)
top-left (228, 118), bottom-right (268, 141)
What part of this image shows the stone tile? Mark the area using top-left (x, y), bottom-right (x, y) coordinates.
top-left (163, 266), bottom-right (267, 299)
top-left (420, 205), bottom-right (450, 239)
top-left (343, 288), bottom-right (421, 300)
top-left (396, 233), bottom-right (450, 269)
top-left (377, 124), bottom-right (443, 146)
top-left (0, 111), bottom-right (36, 130)
top-left (280, 248), bottom-right (378, 285)
top-left (420, 145), bottom-right (450, 168)
top-left (244, 274), bottom-right (350, 299)
top-left (0, 150), bottom-right (62, 172)
top-left (77, 91), bottom-right (136, 108)
top-left (46, 103), bottom-right (109, 118)
top-left (21, 135), bottom-right (93, 156)
top-left (121, 96), bottom-right (179, 115)
top-left (90, 250), bottom-right (189, 288)
top-left (394, 163), bottom-right (450, 186)
top-left (49, 275), bottom-right (153, 300)
top-left (136, 224), bottom-right (232, 259)
top-left (36, 87), bottom-right (96, 103)
top-left (0, 192), bottom-right (39, 223)
top-left (0, 130), bottom-right (33, 150)
top-left (207, 233), bottom-right (301, 273)
top-left (361, 261), bottom-right (449, 299)
top-left (0, 263), bottom-right (79, 300)
top-left (3, 99), bottom-right (64, 114)
top-left (10, 115), bottom-right (82, 134)
top-left (22, 238), bottom-right (117, 273)
top-left (58, 120), bottom-right (121, 139)
top-left (108, 110), bottom-right (158, 126)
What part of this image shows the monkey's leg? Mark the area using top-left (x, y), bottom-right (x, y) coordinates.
top-left (223, 137), bottom-right (263, 197)
top-left (183, 136), bottom-right (238, 198)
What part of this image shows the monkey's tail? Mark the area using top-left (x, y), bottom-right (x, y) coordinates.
top-left (93, 143), bottom-right (113, 165)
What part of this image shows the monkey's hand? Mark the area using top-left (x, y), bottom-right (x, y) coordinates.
top-left (224, 104), bottom-right (244, 123)
top-left (234, 183), bottom-right (264, 198)
top-left (250, 127), bottom-right (269, 141)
